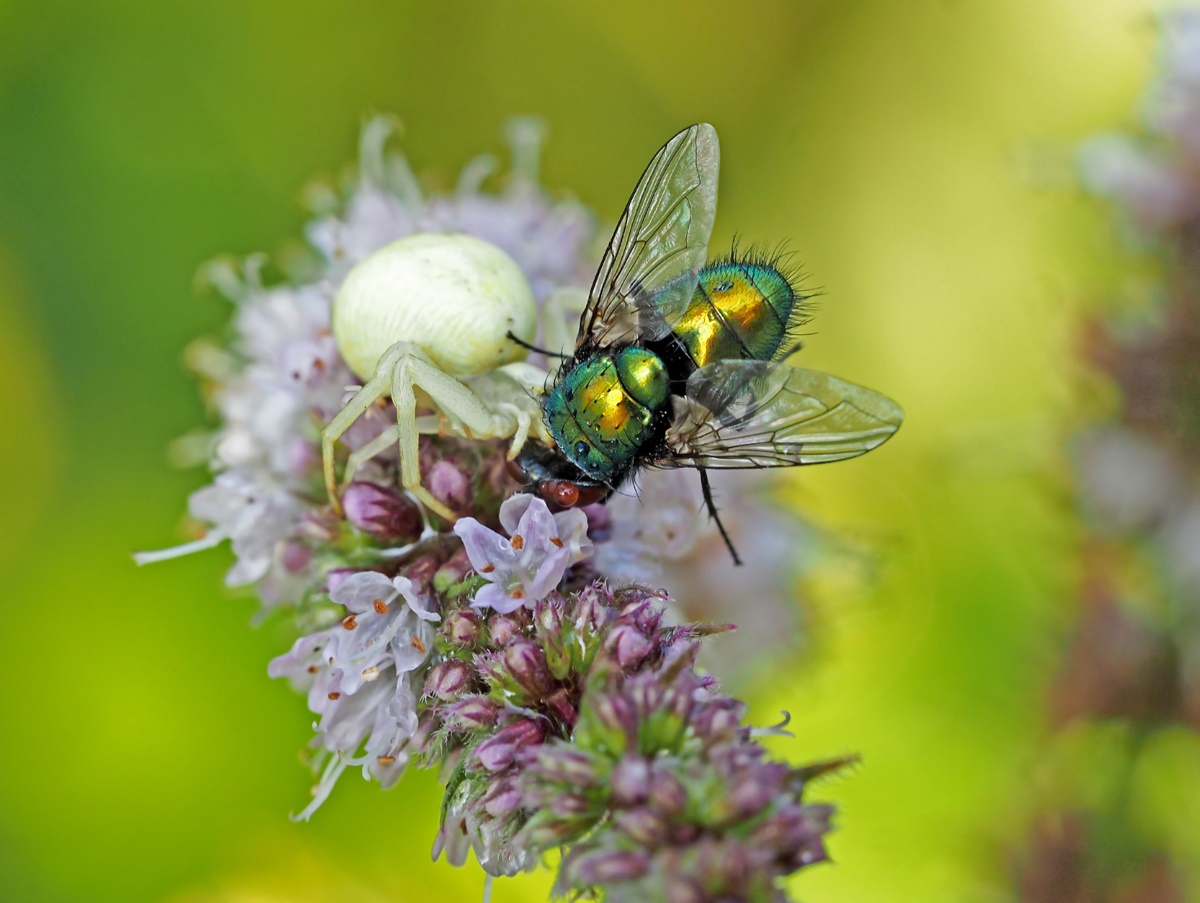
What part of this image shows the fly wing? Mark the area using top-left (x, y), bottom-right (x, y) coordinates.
top-left (660, 359), bottom-right (903, 468)
top-left (576, 123), bottom-right (719, 350)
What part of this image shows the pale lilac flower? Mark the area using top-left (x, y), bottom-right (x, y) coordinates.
top-left (267, 571), bottom-right (439, 818)
top-left (592, 470), bottom-right (702, 585)
top-left (324, 572), bottom-right (439, 689)
top-left (306, 117), bottom-right (594, 303)
top-left (453, 494), bottom-right (591, 613)
top-left (188, 470), bottom-right (303, 588)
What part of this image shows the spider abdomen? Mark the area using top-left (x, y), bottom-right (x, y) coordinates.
top-left (333, 233), bottom-right (538, 380)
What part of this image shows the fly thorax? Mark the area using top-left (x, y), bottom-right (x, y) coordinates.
top-left (613, 347), bottom-right (669, 410)
top-left (544, 349), bottom-right (668, 483)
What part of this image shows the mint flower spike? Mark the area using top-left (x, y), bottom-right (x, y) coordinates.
top-left (420, 583), bottom-right (841, 898)
top-left (453, 494), bottom-right (592, 613)
top-left (142, 117), bottom-right (849, 897)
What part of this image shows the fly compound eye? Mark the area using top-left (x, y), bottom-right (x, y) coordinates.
top-left (574, 485), bottom-right (609, 507)
top-left (574, 440), bottom-right (589, 459)
top-left (551, 482), bottom-right (580, 507)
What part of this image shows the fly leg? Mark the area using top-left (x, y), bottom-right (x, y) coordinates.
top-left (699, 468), bottom-right (742, 566)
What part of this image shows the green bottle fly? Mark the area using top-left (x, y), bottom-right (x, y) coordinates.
top-left (545, 254), bottom-right (808, 485)
top-left (513, 124), bottom-right (902, 565)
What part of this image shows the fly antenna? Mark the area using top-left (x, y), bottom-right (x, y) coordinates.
top-left (507, 331), bottom-right (569, 359)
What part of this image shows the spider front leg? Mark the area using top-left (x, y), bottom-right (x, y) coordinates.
top-left (388, 344), bottom-right (518, 523)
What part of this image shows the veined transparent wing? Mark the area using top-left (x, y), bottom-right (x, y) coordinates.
top-left (576, 123), bottom-right (719, 349)
top-left (660, 359), bottom-right (903, 468)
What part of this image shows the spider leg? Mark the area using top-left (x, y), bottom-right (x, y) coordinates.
top-left (339, 416), bottom-right (443, 490)
top-left (497, 403), bottom-right (532, 460)
top-left (340, 425), bottom-right (400, 491)
top-left (322, 343), bottom-right (407, 515)
top-left (390, 345), bottom-right (518, 522)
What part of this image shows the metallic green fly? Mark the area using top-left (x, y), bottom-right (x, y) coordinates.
top-left (512, 123), bottom-right (903, 563)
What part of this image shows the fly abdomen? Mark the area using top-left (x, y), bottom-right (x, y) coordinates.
top-left (670, 259), bottom-right (808, 371)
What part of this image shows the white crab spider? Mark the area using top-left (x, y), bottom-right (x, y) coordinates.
top-left (323, 231), bottom-right (582, 523)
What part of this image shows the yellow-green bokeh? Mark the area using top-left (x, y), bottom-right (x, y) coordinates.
top-left (0, 1), bottom-right (1184, 901)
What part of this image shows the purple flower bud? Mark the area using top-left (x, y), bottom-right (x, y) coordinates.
top-left (442, 695), bottom-right (502, 730)
top-left (591, 690), bottom-right (639, 752)
top-left (548, 793), bottom-right (594, 818)
top-left (648, 768), bottom-right (688, 817)
top-left (723, 764), bottom-right (786, 823)
top-left (650, 682), bottom-right (692, 726)
top-left (474, 717), bottom-right (546, 771)
top-left (570, 850), bottom-right (651, 885)
top-left (529, 747), bottom-right (597, 786)
top-left (473, 651), bottom-right (511, 690)
top-left (281, 540), bottom-right (311, 573)
top-left (482, 782), bottom-right (523, 819)
top-left (616, 592), bottom-right (664, 634)
top-left (750, 805), bottom-right (831, 859)
top-left (573, 583), bottom-right (611, 635)
top-left (535, 594), bottom-right (564, 634)
top-left (610, 755), bottom-right (650, 806)
top-left (544, 687), bottom-right (577, 729)
top-left (425, 660), bottom-right (471, 700)
top-left (427, 460), bottom-right (471, 509)
top-left (605, 623), bottom-right (653, 669)
top-left (536, 597), bottom-right (573, 680)
top-left (614, 806), bottom-right (667, 845)
top-left (489, 614), bottom-right (521, 646)
top-left (445, 610), bottom-right (483, 645)
top-left (475, 740), bottom-right (516, 772)
top-left (342, 481), bottom-right (421, 540)
top-left (435, 547), bottom-right (473, 587)
top-left (504, 638), bottom-right (552, 697)
top-left (404, 553), bottom-right (441, 593)
top-left (695, 700), bottom-right (744, 741)
top-left (776, 804), bottom-right (835, 868)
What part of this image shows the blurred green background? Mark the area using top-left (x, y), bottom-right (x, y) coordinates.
top-left (0, 1), bottom-right (1180, 901)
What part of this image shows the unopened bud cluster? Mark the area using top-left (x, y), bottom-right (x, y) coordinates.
top-left (418, 578), bottom-right (841, 899)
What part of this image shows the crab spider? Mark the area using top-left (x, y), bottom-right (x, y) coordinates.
top-left (323, 232), bottom-right (563, 522)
